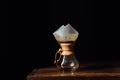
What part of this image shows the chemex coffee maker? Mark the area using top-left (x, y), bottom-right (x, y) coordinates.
top-left (53, 24), bottom-right (79, 72)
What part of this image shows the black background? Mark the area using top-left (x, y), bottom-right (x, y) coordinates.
top-left (7, 0), bottom-right (120, 80)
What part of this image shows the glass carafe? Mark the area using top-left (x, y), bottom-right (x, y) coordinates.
top-left (53, 24), bottom-right (79, 72)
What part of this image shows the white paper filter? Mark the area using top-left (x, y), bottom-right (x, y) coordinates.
top-left (53, 24), bottom-right (79, 42)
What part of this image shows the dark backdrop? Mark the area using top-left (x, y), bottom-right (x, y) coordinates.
top-left (9, 0), bottom-right (120, 80)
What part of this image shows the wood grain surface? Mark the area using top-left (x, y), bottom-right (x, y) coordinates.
top-left (27, 61), bottom-right (120, 80)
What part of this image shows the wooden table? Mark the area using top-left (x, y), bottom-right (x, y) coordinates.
top-left (27, 61), bottom-right (120, 80)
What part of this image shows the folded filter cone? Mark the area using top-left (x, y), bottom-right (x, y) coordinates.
top-left (53, 24), bottom-right (79, 42)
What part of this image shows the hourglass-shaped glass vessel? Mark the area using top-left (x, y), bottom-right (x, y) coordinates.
top-left (53, 24), bottom-right (79, 72)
